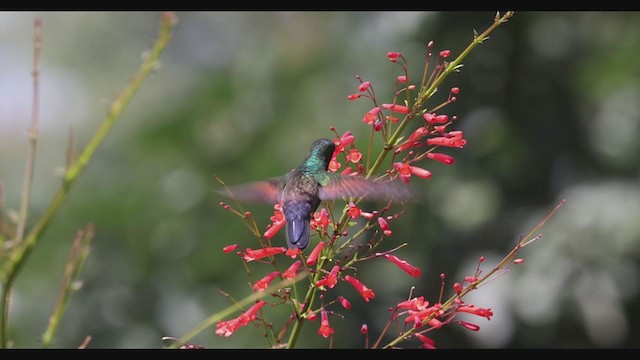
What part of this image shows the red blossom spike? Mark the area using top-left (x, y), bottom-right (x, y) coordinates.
top-left (337, 296), bottom-right (352, 310)
top-left (306, 241), bottom-right (325, 266)
top-left (344, 275), bottom-right (375, 302)
top-left (427, 152), bottom-right (454, 165)
top-left (222, 244), bottom-right (239, 253)
top-left (382, 253), bottom-right (422, 278)
top-left (283, 260), bottom-right (302, 279)
top-left (215, 300), bottom-right (266, 337)
top-left (317, 310), bottom-right (335, 338)
top-left (243, 247), bottom-right (287, 262)
top-left (252, 271), bottom-right (280, 292)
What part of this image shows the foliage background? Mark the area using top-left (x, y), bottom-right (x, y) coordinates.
top-left (0, 11), bottom-right (638, 348)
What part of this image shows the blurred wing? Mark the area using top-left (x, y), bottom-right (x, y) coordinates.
top-left (216, 177), bottom-right (283, 204)
top-left (316, 173), bottom-right (415, 202)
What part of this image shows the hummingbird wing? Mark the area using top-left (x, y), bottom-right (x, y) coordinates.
top-left (216, 177), bottom-right (283, 204)
top-left (315, 173), bottom-right (415, 201)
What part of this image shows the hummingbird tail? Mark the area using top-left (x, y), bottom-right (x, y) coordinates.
top-left (286, 218), bottom-right (311, 250)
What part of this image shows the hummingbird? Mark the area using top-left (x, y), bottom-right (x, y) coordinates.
top-left (219, 138), bottom-right (413, 250)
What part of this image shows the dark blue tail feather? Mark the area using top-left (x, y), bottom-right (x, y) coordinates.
top-left (286, 218), bottom-right (310, 249)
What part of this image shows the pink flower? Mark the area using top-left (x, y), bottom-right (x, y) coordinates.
top-left (394, 162), bottom-right (432, 184)
top-left (263, 204), bottom-right (286, 239)
top-left (282, 260), bottom-right (302, 279)
top-left (362, 107), bottom-right (381, 125)
top-left (328, 158), bottom-right (341, 172)
top-left (381, 103), bottom-right (409, 114)
top-left (453, 282), bottom-right (462, 294)
top-left (317, 310), bottom-right (334, 338)
top-left (456, 305), bottom-right (494, 320)
top-left (306, 310), bottom-right (317, 321)
top-left (346, 148), bottom-right (363, 163)
top-left (397, 75), bottom-right (408, 83)
top-left (222, 244), bottom-right (239, 253)
top-left (285, 247), bottom-right (301, 258)
top-left (215, 301), bottom-right (266, 337)
top-left (252, 271), bottom-right (279, 292)
top-left (514, 258), bottom-right (525, 264)
top-left (439, 49), bottom-right (451, 58)
top-left (451, 87), bottom-right (460, 94)
top-left (358, 81), bottom-right (371, 92)
top-left (316, 265), bottom-right (340, 289)
top-left (427, 152), bottom-right (454, 165)
top-left (306, 241), bottom-right (325, 266)
top-left (397, 296), bottom-right (428, 311)
top-left (381, 253), bottom-right (421, 278)
top-left (344, 275), bottom-right (375, 302)
top-left (360, 324), bottom-right (368, 335)
top-left (415, 333), bottom-right (436, 349)
top-left (337, 296), bottom-right (352, 310)
top-left (387, 51), bottom-right (402, 62)
top-left (347, 93), bottom-right (360, 100)
top-left (347, 202), bottom-right (361, 219)
top-left (404, 304), bottom-right (442, 325)
top-left (311, 208), bottom-right (331, 230)
top-left (243, 247), bottom-right (287, 262)
top-left (333, 131), bottom-right (355, 153)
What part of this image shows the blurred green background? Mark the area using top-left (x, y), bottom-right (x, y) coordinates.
top-left (0, 11), bottom-right (639, 348)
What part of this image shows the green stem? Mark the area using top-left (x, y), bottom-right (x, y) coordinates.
top-left (0, 13), bottom-right (177, 349)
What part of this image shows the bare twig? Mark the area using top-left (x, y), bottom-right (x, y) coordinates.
top-left (42, 224), bottom-right (94, 348)
top-left (78, 335), bottom-right (92, 349)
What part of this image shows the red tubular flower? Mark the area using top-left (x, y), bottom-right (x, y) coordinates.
top-left (397, 75), bottom-right (408, 83)
top-left (243, 247), bottom-right (287, 262)
top-left (459, 320), bottom-right (480, 331)
top-left (404, 304), bottom-right (442, 325)
top-left (514, 258), bottom-right (525, 264)
top-left (311, 208), bottom-right (331, 230)
top-left (394, 162), bottom-right (432, 184)
top-left (433, 125), bottom-right (448, 133)
top-left (347, 93), bottom-right (360, 100)
top-left (317, 310), bottom-right (334, 338)
top-left (347, 202), bottom-right (361, 219)
top-left (215, 300), bottom-right (266, 337)
top-left (282, 260), bottom-right (302, 279)
top-left (382, 253), bottom-right (421, 278)
top-left (263, 204), bottom-right (286, 239)
top-left (397, 296), bottom-right (428, 311)
top-left (377, 217), bottom-right (389, 230)
top-left (464, 276), bottom-right (478, 284)
top-left (337, 296), bottom-right (352, 310)
top-left (426, 136), bottom-right (466, 148)
top-left (439, 49), bottom-right (451, 58)
top-left (307, 310), bottom-right (317, 321)
top-left (423, 113), bottom-right (449, 124)
top-left (362, 107), bottom-right (381, 125)
top-left (316, 265), bottom-right (340, 289)
top-left (427, 152), bottom-right (454, 165)
top-left (334, 131), bottom-right (355, 153)
top-left (428, 318), bottom-right (444, 329)
top-left (285, 247), bottom-right (301, 258)
top-left (252, 271), bottom-right (279, 292)
top-left (387, 51), bottom-right (401, 62)
top-left (457, 305), bottom-right (494, 320)
top-left (453, 282), bottom-right (462, 294)
top-left (381, 103), bottom-right (409, 114)
top-left (306, 241), bottom-right (325, 266)
top-left (358, 81), bottom-right (371, 92)
top-left (415, 333), bottom-right (436, 349)
top-left (346, 148), bottom-right (362, 163)
top-left (344, 275), bottom-right (375, 302)
top-left (222, 244), bottom-right (239, 253)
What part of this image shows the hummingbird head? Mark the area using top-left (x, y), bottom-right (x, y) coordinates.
top-left (307, 138), bottom-right (336, 170)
